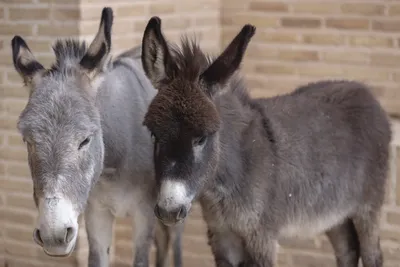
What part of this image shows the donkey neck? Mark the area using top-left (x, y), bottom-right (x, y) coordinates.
top-left (96, 56), bottom-right (157, 170)
top-left (202, 85), bottom-right (276, 205)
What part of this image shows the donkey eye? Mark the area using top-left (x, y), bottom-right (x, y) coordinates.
top-left (193, 136), bottom-right (207, 146)
top-left (79, 137), bottom-right (91, 150)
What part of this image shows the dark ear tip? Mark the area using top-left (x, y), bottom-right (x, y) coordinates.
top-left (242, 24), bottom-right (256, 39)
top-left (147, 16), bottom-right (162, 29)
top-left (101, 7), bottom-right (114, 26)
top-left (11, 35), bottom-right (26, 48)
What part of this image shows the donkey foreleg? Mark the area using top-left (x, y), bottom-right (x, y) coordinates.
top-left (244, 232), bottom-right (277, 267)
top-left (207, 228), bottom-right (244, 267)
top-left (132, 204), bottom-right (156, 267)
top-left (172, 222), bottom-right (184, 267)
top-left (85, 201), bottom-right (115, 267)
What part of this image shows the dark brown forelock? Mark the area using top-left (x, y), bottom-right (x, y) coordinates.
top-left (144, 36), bottom-right (221, 140)
top-left (144, 80), bottom-right (220, 140)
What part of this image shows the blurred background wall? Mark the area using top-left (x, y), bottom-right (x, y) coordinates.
top-left (1, 0), bottom-right (400, 266)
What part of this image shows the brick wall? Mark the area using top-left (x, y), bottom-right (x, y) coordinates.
top-left (1, 1), bottom-right (400, 267)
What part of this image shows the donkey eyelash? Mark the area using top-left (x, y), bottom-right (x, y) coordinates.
top-left (193, 136), bottom-right (207, 146)
top-left (78, 137), bottom-right (91, 150)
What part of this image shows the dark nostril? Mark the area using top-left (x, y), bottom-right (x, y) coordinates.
top-left (33, 228), bottom-right (44, 246)
top-left (65, 227), bottom-right (75, 243)
top-left (176, 206), bottom-right (187, 220)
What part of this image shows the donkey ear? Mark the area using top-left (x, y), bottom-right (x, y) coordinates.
top-left (80, 7), bottom-right (113, 73)
top-left (200, 24), bottom-right (256, 96)
top-left (11, 36), bottom-right (45, 86)
top-left (141, 16), bottom-right (172, 87)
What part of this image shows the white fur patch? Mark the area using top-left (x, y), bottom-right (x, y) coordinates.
top-left (158, 180), bottom-right (193, 210)
top-left (37, 196), bottom-right (79, 255)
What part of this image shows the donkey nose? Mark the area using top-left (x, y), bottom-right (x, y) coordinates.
top-left (154, 204), bottom-right (188, 224)
top-left (33, 226), bottom-right (77, 257)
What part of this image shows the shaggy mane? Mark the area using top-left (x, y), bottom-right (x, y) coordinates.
top-left (47, 39), bottom-right (88, 74)
top-left (168, 36), bottom-right (251, 105)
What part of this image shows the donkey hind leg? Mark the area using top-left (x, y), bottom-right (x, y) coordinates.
top-left (325, 219), bottom-right (360, 267)
top-left (352, 209), bottom-right (383, 267)
top-left (85, 201), bottom-right (115, 267)
top-left (132, 205), bottom-right (156, 267)
top-left (154, 220), bottom-right (171, 267)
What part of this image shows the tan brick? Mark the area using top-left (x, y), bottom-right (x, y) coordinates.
top-left (149, 3), bottom-right (175, 15)
top-left (5, 226), bottom-right (33, 243)
top-left (7, 134), bottom-right (25, 147)
top-left (162, 17), bottom-right (192, 30)
top-left (278, 50), bottom-right (319, 62)
top-left (52, 7), bottom-right (80, 21)
top-left (279, 237), bottom-right (319, 251)
top-left (0, 86), bottom-right (29, 99)
top-left (256, 32), bottom-right (298, 44)
top-left (1, 209), bottom-right (35, 224)
top-left (291, 3), bottom-right (340, 14)
top-left (114, 226), bottom-right (131, 243)
top-left (0, 179), bottom-right (32, 193)
top-left (5, 241), bottom-right (37, 257)
top-left (281, 18), bottom-right (321, 28)
top-left (0, 147), bottom-right (27, 161)
top-left (222, 14), bottom-right (278, 28)
top-left (182, 237), bottom-right (211, 255)
top-left (7, 163), bottom-right (30, 178)
top-left (302, 33), bottom-right (345, 46)
top-left (0, 117), bottom-right (18, 131)
top-left (3, 0), bottom-right (33, 2)
top-left (372, 20), bottom-right (400, 32)
top-left (115, 242), bottom-right (133, 260)
top-left (370, 53), bottom-right (400, 67)
top-left (4, 100), bottom-right (26, 116)
top-left (326, 18), bottom-right (369, 30)
top-left (342, 66), bottom-right (390, 82)
top-left (245, 46), bottom-right (279, 60)
top-left (348, 35), bottom-right (394, 48)
top-left (381, 229), bottom-right (400, 244)
top-left (387, 211), bottom-right (400, 225)
top-left (9, 8), bottom-right (50, 21)
top-left (389, 5), bottom-right (400, 16)
top-left (298, 64), bottom-right (343, 77)
top-left (115, 5), bottom-right (147, 17)
top-left (322, 51), bottom-right (369, 64)
top-left (176, 0), bottom-right (219, 12)
top-left (249, 2), bottom-right (288, 12)
top-left (6, 195), bottom-right (35, 210)
top-left (341, 3), bottom-right (384, 16)
top-left (79, 6), bottom-right (104, 20)
top-left (38, 24), bottom-right (79, 37)
top-left (0, 162), bottom-right (5, 176)
top-left (0, 24), bottom-right (33, 36)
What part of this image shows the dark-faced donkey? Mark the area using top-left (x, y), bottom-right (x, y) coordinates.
top-left (140, 16), bottom-right (391, 267)
top-left (11, 8), bottom-right (183, 267)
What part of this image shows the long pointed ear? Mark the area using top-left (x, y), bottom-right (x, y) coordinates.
top-left (11, 36), bottom-right (45, 87)
top-left (80, 7), bottom-right (113, 73)
top-left (141, 16), bottom-right (173, 87)
top-left (200, 24), bottom-right (256, 96)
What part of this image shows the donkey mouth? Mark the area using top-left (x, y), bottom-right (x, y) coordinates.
top-left (43, 245), bottom-right (75, 258)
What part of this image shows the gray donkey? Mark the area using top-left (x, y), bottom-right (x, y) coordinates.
top-left (140, 17), bottom-right (391, 267)
top-left (10, 8), bottom-right (183, 267)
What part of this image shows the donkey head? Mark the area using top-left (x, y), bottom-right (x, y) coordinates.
top-left (11, 7), bottom-right (113, 257)
top-left (141, 17), bottom-right (255, 225)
